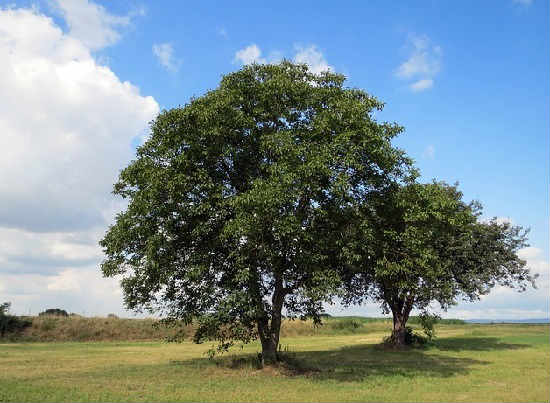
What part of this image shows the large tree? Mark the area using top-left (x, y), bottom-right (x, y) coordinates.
top-left (100, 62), bottom-right (414, 363)
top-left (341, 181), bottom-right (536, 346)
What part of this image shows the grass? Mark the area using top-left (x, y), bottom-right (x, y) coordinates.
top-left (6, 314), bottom-right (398, 342)
top-left (1, 322), bottom-right (548, 402)
top-left (7, 315), bottom-right (193, 342)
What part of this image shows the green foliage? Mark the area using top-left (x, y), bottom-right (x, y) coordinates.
top-left (0, 302), bottom-right (9, 316)
top-left (39, 308), bottom-right (69, 317)
top-left (342, 181), bottom-right (536, 346)
top-left (418, 312), bottom-right (440, 341)
top-left (100, 61), bottom-right (414, 357)
top-left (0, 302), bottom-right (32, 338)
top-left (327, 318), bottom-right (362, 332)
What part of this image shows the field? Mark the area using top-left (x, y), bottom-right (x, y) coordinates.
top-left (1, 320), bottom-right (548, 402)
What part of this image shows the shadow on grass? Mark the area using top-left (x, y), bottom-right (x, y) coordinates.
top-left (279, 345), bottom-right (481, 382)
top-left (434, 337), bottom-right (529, 352)
top-left (174, 336), bottom-right (531, 383)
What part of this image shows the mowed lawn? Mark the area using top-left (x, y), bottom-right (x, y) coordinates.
top-left (1, 324), bottom-right (548, 402)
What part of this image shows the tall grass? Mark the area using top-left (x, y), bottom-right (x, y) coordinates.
top-left (12, 315), bottom-right (193, 342)
top-left (3, 315), bottom-right (463, 342)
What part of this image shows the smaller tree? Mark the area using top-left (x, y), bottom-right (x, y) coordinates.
top-left (0, 302), bottom-right (32, 338)
top-left (341, 181), bottom-right (536, 347)
top-left (0, 302), bottom-right (10, 337)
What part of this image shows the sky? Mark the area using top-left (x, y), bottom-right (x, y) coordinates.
top-left (0, 0), bottom-right (548, 320)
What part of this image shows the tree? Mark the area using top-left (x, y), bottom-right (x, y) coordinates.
top-left (340, 181), bottom-right (536, 347)
top-left (100, 62), bottom-right (414, 363)
top-left (0, 302), bottom-right (32, 338)
top-left (0, 302), bottom-right (11, 337)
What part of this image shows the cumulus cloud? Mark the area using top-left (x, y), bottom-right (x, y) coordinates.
top-left (152, 42), bottom-right (180, 72)
top-left (234, 43), bottom-right (266, 64)
top-left (518, 246), bottom-right (542, 261)
top-left (411, 78), bottom-right (434, 92)
top-left (1, 268), bottom-right (125, 316)
top-left (293, 45), bottom-right (331, 74)
top-left (0, 6), bottom-right (158, 233)
top-left (50, 0), bottom-right (134, 51)
top-left (0, 5), bottom-right (158, 316)
top-left (234, 43), bottom-right (331, 74)
top-left (395, 34), bottom-right (441, 92)
top-left (495, 216), bottom-right (514, 225)
top-left (0, 227), bottom-right (103, 275)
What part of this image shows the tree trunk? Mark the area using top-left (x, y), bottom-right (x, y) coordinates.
top-left (391, 312), bottom-right (407, 346)
top-left (256, 274), bottom-right (286, 366)
top-left (257, 316), bottom-right (281, 366)
top-left (260, 332), bottom-right (279, 364)
top-left (389, 294), bottom-right (414, 347)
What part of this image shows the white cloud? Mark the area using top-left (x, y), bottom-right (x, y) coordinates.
top-left (442, 308), bottom-right (547, 320)
top-left (422, 144), bottom-right (435, 159)
top-left (47, 269), bottom-right (82, 291)
top-left (293, 45), bottom-right (331, 74)
top-left (0, 6), bottom-right (158, 233)
top-left (395, 34), bottom-right (441, 92)
top-left (410, 78), bottom-right (433, 92)
top-left (495, 216), bottom-right (514, 225)
top-left (51, 0), bottom-right (132, 51)
top-left (234, 43), bottom-right (331, 75)
top-left (0, 5), bottom-right (159, 316)
top-left (152, 42), bottom-right (180, 72)
top-left (234, 44), bottom-right (266, 65)
top-left (2, 268), bottom-right (126, 316)
top-left (518, 246), bottom-right (542, 261)
top-left (0, 227), bottom-right (102, 275)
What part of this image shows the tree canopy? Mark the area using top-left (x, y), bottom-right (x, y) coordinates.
top-left (340, 181), bottom-right (536, 346)
top-left (99, 62), bottom-right (414, 362)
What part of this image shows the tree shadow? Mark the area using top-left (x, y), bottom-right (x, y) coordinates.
top-left (277, 344), bottom-right (483, 382)
top-left (432, 337), bottom-right (529, 352)
top-left (176, 336), bottom-right (531, 383)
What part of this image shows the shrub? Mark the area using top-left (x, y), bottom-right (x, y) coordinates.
top-left (39, 308), bottom-right (68, 317)
top-left (328, 318), bottom-right (362, 332)
top-left (383, 326), bottom-right (427, 347)
top-left (0, 302), bottom-right (32, 338)
top-left (418, 312), bottom-right (440, 341)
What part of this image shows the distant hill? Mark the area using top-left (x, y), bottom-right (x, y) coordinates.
top-left (466, 318), bottom-right (550, 324)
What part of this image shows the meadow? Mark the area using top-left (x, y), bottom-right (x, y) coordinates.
top-left (1, 317), bottom-right (548, 402)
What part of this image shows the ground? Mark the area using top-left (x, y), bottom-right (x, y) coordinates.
top-left (0, 323), bottom-right (548, 402)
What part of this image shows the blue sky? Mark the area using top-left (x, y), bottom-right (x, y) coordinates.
top-left (0, 0), bottom-right (548, 319)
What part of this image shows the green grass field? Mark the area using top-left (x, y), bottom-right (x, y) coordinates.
top-left (1, 322), bottom-right (548, 402)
